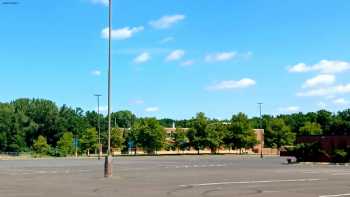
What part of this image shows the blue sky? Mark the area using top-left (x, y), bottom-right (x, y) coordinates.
top-left (1, 0), bottom-right (350, 119)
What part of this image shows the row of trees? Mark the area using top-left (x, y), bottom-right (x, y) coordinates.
top-left (1, 98), bottom-right (350, 156)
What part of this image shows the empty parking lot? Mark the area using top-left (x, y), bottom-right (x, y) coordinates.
top-left (0, 156), bottom-right (349, 197)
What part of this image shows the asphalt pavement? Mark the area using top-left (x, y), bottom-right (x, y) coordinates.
top-left (0, 155), bottom-right (349, 197)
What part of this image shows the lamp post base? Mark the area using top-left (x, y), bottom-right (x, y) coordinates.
top-left (104, 155), bottom-right (112, 177)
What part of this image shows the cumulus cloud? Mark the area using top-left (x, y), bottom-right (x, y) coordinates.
top-left (302, 74), bottom-right (336, 88)
top-left (180, 60), bottom-right (195, 67)
top-left (297, 84), bottom-right (350, 97)
top-left (145, 107), bottom-right (159, 112)
top-left (207, 78), bottom-right (256, 91)
top-left (205, 52), bottom-right (237, 62)
top-left (91, 0), bottom-right (108, 6)
top-left (333, 98), bottom-right (349, 105)
top-left (279, 106), bottom-right (301, 114)
top-left (166, 49), bottom-right (185, 61)
top-left (133, 52), bottom-right (151, 64)
top-left (149, 14), bottom-right (185, 29)
top-left (288, 60), bottom-right (350, 74)
top-left (317, 102), bottom-right (328, 109)
top-left (91, 70), bottom-right (101, 76)
top-left (101, 26), bottom-right (144, 40)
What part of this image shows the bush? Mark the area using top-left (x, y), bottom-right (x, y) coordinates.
top-left (32, 135), bottom-right (50, 156)
top-left (289, 142), bottom-right (323, 162)
top-left (332, 149), bottom-right (348, 163)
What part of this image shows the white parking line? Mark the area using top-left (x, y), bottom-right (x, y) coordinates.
top-left (179, 178), bottom-right (321, 187)
top-left (320, 193), bottom-right (350, 197)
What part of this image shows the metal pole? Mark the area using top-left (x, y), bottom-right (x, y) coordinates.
top-left (258, 102), bottom-right (263, 159)
top-left (104, 0), bottom-right (113, 178)
top-left (94, 94), bottom-right (102, 160)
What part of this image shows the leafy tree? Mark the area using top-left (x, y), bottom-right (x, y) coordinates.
top-left (187, 112), bottom-right (208, 154)
top-left (57, 132), bottom-right (74, 156)
top-left (225, 113), bottom-right (257, 153)
top-left (205, 123), bottom-right (226, 153)
top-left (111, 110), bottom-right (136, 128)
top-left (33, 135), bottom-right (50, 155)
top-left (131, 118), bottom-right (166, 154)
top-left (316, 110), bottom-right (333, 134)
top-left (111, 128), bottom-right (125, 150)
top-left (173, 128), bottom-right (189, 152)
top-left (299, 122), bottom-right (322, 135)
top-left (80, 128), bottom-right (98, 155)
top-left (265, 118), bottom-right (295, 149)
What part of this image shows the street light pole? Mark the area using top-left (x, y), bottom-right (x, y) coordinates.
top-left (104, 0), bottom-right (112, 178)
top-left (258, 102), bottom-right (264, 159)
top-left (94, 94), bottom-right (102, 160)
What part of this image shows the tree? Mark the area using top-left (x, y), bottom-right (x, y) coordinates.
top-left (111, 128), bottom-right (125, 150)
top-left (111, 110), bottom-right (136, 128)
top-left (316, 110), bottom-right (333, 134)
top-left (173, 128), bottom-right (189, 152)
top-left (299, 122), bottom-right (322, 135)
top-left (80, 128), bottom-right (98, 156)
top-left (225, 113), bottom-right (257, 153)
top-left (265, 118), bottom-right (295, 149)
top-left (187, 112), bottom-right (209, 154)
top-left (131, 118), bottom-right (166, 154)
top-left (57, 132), bottom-right (74, 156)
top-left (33, 135), bottom-right (50, 155)
top-left (205, 123), bottom-right (226, 153)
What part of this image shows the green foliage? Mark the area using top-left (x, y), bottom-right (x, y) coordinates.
top-left (205, 123), bottom-right (226, 153)
top-left (80, 128), bottom-right (98, 154)
top-left (224, 113), bottom-right (257, 151)
top-left (288, 142), bottom-right (324, 162)
top-left (33, 135), bottom-right (50, 155)
top-left (332, 149), bottom-right (348, 163)
top-left (111, 111), bottom-right (136, 128)
top-left (173, 128), bottom-right (189, 151)
top-left (265, 118), bottom-right (295, 149)
top-left (131, 118), bottom-right (166, 154)
top-left (111, 128), bottom-right (125, 150)
top-left (299, 122), bottom-right (322, 135)
top-left (57, 132), bottom-right (74, 157)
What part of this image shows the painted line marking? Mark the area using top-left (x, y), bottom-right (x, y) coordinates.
top-left (179, 178), bottom-right (321, 187)
top-left (320, 193), bottom-right (350, 197)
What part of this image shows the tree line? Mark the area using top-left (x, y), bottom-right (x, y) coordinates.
top-left (0, 98), bottom-right (349, 156)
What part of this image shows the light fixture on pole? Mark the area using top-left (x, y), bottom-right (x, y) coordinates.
top-left (104, 0), bottom-right (112, 178)
top-left (258, 102), bottom-right (264, 159)
top-left (94, 94), bottom-right (102, 160)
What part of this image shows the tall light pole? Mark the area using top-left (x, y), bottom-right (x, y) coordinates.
top-left (258, 102), bottom-right (264, 159)
top-left (104, 0), bottom-right (112, 178)
top-left (94, 94), bottom-right (102, 160)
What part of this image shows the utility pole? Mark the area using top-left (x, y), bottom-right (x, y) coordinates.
top-left (258, 102), bottom-right (264, 159)
top-left (104, 0), bottom-right (112, 178)
top-left (94, 94), bottom-right (102, 160)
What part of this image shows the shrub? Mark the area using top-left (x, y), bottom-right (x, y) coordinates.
top-left (32, 135), bottom-right (50, 156)
top-left (332, 149), bottom-right (348, 163)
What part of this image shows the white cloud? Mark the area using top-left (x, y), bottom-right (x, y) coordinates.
top-left (317, 102), bottom-right (328, 109)
top-left (149, 14), bottom-right (185, 29)
top-left (91, 0), bottom-right (108, 6)
top-left (166, 49), bottom-right (185, 61)
top-left (101, 26), bottom-right (144, 40)
top-left (279, 106), bottom-right (301, 114)
top-left (205, 51), bottom-right (237, 62)
top-left (297, 84), bottom-right (350, 97)
top-left (129, 99), bottom-right (144, 105)
top-left (145, 107), bottom-right (159, 112)
top-left (207, 78), bottom-right (256, 91)
top-left (160, 37), bottom-right (175, 44)
top-left (333, 98), bottom-right (349, 105)
top-left (91, 70), bottom-right (101, 76)
top-left (288, 60), bottom-right (350, 74)
top-left (180, 60), bottom-right (195, 67)
top-left (302, 74), bottom-right (336, 88)
top-left (133, 52), bottom-right (151, 64)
